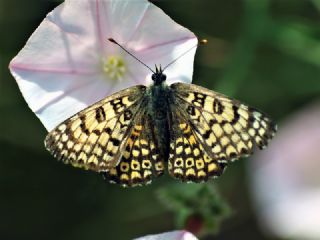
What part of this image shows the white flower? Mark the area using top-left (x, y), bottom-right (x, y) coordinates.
top-left (134, 230), bottom-right (198, 240)
top-left (250, 102), bottom-right (320, 240)
top-left (9, 0), bottom-right (197, 131)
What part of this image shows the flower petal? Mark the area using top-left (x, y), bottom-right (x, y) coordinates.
top-left (12, 69), bottom-right (129, 131)
top-left (250, 102), bottom-right (320, 239)
top-left (134, 230), bottom-right (198, 240)
top-left (116, 0), bottom-right (198, 84)
top-left (46, 0), bottom-right (111, 51)
top-left (9, 16), bottom-right (102, 131)
top-left (102, 0), bottom-right (151, 44)
top-left (134, 38), bottom-right (198, 85)
top-left (10, 0), bottom-right (197, 131)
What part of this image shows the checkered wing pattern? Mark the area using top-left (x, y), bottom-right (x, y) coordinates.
top-left (102, 112), bottom-right (165, 187)
top-left (168, 109), bottom-right (227, 182)
top-left (169, 82), bottom-right (277, 182)
top-left (45, 85), bottom-right (147, 172)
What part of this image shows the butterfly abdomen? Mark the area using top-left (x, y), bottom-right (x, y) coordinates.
top-left (147, 84), bottom-right (171, 165)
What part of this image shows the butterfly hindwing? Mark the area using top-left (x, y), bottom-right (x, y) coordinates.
top-left (170, 82), bottom-right (277, 164)
top-left (102, 111), bottom-right (165, 187)
top-left (168, 108), bottom-right (227, 182)
top-left (45, 85), bottom-right (147, 171)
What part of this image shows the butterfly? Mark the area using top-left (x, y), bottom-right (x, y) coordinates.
top-left (45, 40), bottom-right (277, 187)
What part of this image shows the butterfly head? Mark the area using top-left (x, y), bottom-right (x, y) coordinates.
top-left (152, 65), bottom-right (167, 85)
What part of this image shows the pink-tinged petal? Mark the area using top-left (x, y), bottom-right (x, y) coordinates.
top-left (122, 1), bottom-right (196, 52)
top-left (9, 19), bottom-right (101, 130)
top-left (134, 230), bottom-right (198, 240)
top-left (138, 38), bottom-right (198, 85)
top-left (125, 38), bottom-right (198, 86)
top-left (250, 102), bottom-right (320, 239)
top-left (103, 0), bottom-right (151, 44)
top-left (33, 73), bottom-right (137, 131)
top-left (10, 18), bottom-right (100, 72)
top-left (10, 0), bottom-right (197, 131)
top-left (46, 0), bottom-right (111, 52)
top-left (122, 55), bottom-right (152, 85)
top-left (103, 0), bottom-right (197, 84)
top-left (262, 192), bottom-right (320, 239)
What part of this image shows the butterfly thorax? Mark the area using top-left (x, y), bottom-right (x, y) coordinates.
top-left (148, 82), bottom-right (169, 120)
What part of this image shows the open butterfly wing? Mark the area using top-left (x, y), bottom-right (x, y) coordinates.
top-left (45, 85), bottom-right (147, 171)
top-left (102, 111), bottom-right (165, 187)
top-left (168, 107), bottom-right (227, 182)
top-left (169, 82), bottom-right (277, 172)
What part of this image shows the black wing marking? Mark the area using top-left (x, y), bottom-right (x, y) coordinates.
top-left (170, 82), bottom-right (277, 163)
top-left (102, 112), bottom-right (165, 187)
top-left (45, 85), bottom-right (147, 171)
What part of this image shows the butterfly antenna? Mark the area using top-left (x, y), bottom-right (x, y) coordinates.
top-left (162, 39), bottom-right (208, 72)
top-left (108, 38), bottom-right (155, 73)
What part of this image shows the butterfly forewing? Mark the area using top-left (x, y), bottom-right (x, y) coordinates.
top-left (45, 85), bottom-right (147, 171)
top-left (170, 83), bottom-right (277, 164)
top-left (102, 111), bottom-right (165, 187)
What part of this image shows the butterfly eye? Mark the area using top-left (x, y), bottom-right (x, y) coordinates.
top-left (151, 74), bottom-right (156, 81)
top-left (161, 74), bottom-right (166, 81)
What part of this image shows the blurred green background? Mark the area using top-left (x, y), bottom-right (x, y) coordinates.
top-left (1, 0), bottom-right (320, 239)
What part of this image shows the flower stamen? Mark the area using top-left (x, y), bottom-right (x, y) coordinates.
top-left (103, 56), bottom-right (126, 81)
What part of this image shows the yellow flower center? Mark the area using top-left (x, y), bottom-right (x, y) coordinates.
top-left (103, 56), bottom-right (126, 81)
